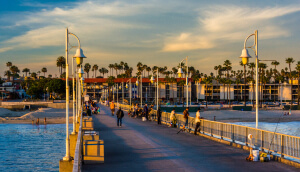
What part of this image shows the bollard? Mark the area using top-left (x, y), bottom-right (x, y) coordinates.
top-left (44, 117), bottom-right (47, 125)
top-left (36, 118), bottom-right (39, 125)
top-left (214, 116), bottom-right (216, 121)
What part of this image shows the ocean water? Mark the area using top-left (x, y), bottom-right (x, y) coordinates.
top-left (232, 122), bottom-right (300, 137)
top-left (0, 124), bottom-right (71, 172)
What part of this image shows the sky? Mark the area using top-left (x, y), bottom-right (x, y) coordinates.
top-left (0, 0), bottom-right (300, 78)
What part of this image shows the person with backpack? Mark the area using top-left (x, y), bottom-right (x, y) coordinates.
top-left (183, 107), bottom-right (189, 128)
top-left (194, 108), bottom-right (201, 135)
top-left (143, 104), bottom-right (149, 120)
top-left (116, 107), bottom-right (124, 127)
top-left (157, 107), bottom-right (162, 125)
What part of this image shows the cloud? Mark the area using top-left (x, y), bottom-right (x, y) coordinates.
top-left (162, 5), bottom-right (300, 52)
top-left (0, 0), bottom-right (151, 53)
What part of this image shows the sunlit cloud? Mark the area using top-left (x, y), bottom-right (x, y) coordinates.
top-left (162, 5), bottom-right (300, 52)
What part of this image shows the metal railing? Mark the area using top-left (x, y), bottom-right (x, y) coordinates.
top-left (118, 103), bottom-right (300, 161)
top-left (72, 114), bottom-right (83, 172)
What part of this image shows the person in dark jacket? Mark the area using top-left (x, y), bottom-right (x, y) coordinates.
top-left (86, 106), bottom-right (92, 116)
top-left (143, 104), bottom-right (149, 120)
top-left (116, 107), bottom-right (124, 127)
top-left (157, 107), bottom-right (162, 124)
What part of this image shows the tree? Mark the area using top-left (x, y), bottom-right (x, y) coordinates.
top-left (92, 64), bottom-right (99, 78)
top-left (56, 56), bottom-right (65, 76)
top-left (286, 57), bottom-right (295, 108)
top-left (6, 62), bottom-right (12, 70)
top-left (223, 60), bottom-right (232, 103)
top-left (240, 61), bottom-right (247, 106)
top-left (99, 67), bottom-right (108, 77)
top-left (84, 63), bottom-right (91, 78)
top-left (10, 65), bottom-right (20, 81)
top-left (41, 67), bottom-right (47, 77)
top-left (108, 64), bottom-right (114, 76)
top-left (30, 72), bottom-right (37, 78)
top-left (22, 68), bottom-right (30, 77)
top-left (4, 70), bottom-right (11, 80)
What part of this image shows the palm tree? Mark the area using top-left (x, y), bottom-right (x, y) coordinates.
top-left (6, 62), bottom-right (12, 70)
top-left (172, 67), bottom-right (178, 77)
top-left (10, 65), bottom-right (20, 80)
top-left (56, 56), bottom-right (65, 76)
top-left (108, 64), bottom-right (114, 76)
top-left (247, 62), bottom-right (255, 107)
top-left (41, 67), bottom-right (47, 77)
top-left (22, 68), bottom-right (30, 77)
top-left (92, 64), bottom-right (99, 78)
top-left (84, 63), bottom-right (91, 78)
top-left (146, 67), bottom-right (151, 77)
top-left (286, 57), bottom-right (295, 108)
top-left (4, 70), bottom-right (11, 80)
top-left (99, 67), bottom-right (108, 77)
top-left (223, 60), bottom-right (232, 103)
top-left (31, 72), bottom-right (37, 78)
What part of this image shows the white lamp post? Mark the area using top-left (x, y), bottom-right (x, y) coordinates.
top-left (177, 57), bottom-right (189, 107)
top-left (64, 28), bottom-right (86, 161)
top-left (157, 68), bottom-right (159, 110)
top-left (240, 30), bottom-right (258, 128)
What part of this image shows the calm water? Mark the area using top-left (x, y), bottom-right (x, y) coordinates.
top-left (0, 124), bottom-right (71, 172)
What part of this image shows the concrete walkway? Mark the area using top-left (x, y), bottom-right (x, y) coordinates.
top-left (82, 105), bottom-right (298, 172)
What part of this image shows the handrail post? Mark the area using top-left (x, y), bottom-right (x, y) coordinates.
top-left (231, 124), bottom-right (235, 143)
top-left (211, 122), bottom-right (213, 137)
top-left (281, 135), bottom-right (284, 158)
top-left (221, 123), bottom-right (223, 139)
top-left (245, 127), bottom-right (248, 146)
top-left (261, 130), bottom-right (264, 151)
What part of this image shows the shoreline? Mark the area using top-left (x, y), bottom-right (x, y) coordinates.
top-left (0, 107), bottom-right (73, 124)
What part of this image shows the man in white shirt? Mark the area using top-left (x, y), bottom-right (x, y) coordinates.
top-left (194, 108), bottom-right (201, 135)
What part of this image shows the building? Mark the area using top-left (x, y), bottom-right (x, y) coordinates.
top-left (83, 78), bottom-right (299, 104)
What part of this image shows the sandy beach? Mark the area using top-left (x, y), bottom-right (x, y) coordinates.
top-left (0, 107), bottom-right (73, 124)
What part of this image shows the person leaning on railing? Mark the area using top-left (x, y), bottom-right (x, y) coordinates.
top-left (170, 108), bottom-right (177, 128)
top-left (183, 107), bottom-right (189, 128)
top-left (194, 108), bottom-right (201, 135)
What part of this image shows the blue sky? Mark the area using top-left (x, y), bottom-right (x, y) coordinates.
top-left (0, 0), bottom-right (300, 77)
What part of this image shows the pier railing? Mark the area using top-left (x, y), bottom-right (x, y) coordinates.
top-left (72, 113), bottom-right (83, 172)
top-left (118, 104), bottom-right (300, 161)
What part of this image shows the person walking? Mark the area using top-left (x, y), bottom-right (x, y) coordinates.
top-left (110, 101), bottom-right (115, 116)
top-left (157, 107), bottom-right (162, 124)
top-left (170, 108), bottom-right (177, 128)
top-left (143, 104), bottom-right (149, 121)
top-left (116, 107), bottom-right (124, 127)
top-left (194, 108), bottom-right (201, 135)
top-left (183, 107), bottom-right (189, 128)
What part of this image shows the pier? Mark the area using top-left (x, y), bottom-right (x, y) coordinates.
top-left (72, 104), bottom-right (298, 172)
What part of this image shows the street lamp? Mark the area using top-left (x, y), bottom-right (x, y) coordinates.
top-left (126, 78), bottom-right (132, 106)
top-left (63, 28), bottom-right (86, 161)
top-left (177, 56), bottom-right (189, 107)
top-left (239, 30), bottom-right (258, 128)
top-left (240, 51), bottom-right (251, 107)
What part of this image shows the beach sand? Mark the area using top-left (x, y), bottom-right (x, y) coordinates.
top-left (0, 107), bottom-right (73, 124)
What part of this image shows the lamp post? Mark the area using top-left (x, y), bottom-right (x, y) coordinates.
top-left (240, 30), bottom-right (258, 128)
top-left (126, 78), bottom-right (132, 106)
top-left (141, 75), bottom-right (143, 107)
top-left (156, 68), bottom-right (159, 110)
top-left (177, 56), bottom-right (189, 107)
top-left (64, 28), bottom-right (86, 161)
top-left (136, 80), bottom-right (139, 103)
